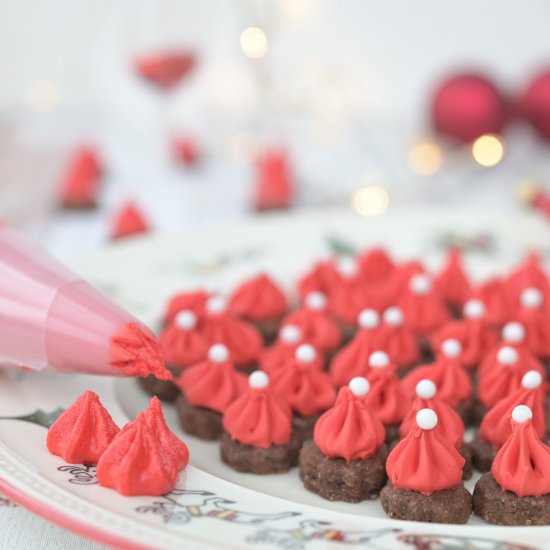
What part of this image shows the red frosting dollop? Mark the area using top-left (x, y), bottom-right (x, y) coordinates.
top-left (386, 418), bottom-right (465, 495)
top-left (506, 253), bottom-right (549, 303)
top-left (480, 384), bottom-right (546, 448)
top-left (357, 248), bottom-right (395, 283)
top-left (110, 322), bottom-right (172, 380)
top-left (329, 329), bottom-right (379, 386)
top-left (402, 357), bottom-right (472, 407)
top-left (329, 278), bottom-right (378, 325)
top-left (59, 147), bottom-right (102, 209)
top-left (297, 257), bottom-right (339, 299)
top-left (283, 307), bottom-right (341, 353)
top-left (229, 273), bottom-right (288, 321)
top-left (160, 321), bottom-right (208, 368)
top-left (111, 203), bottom-right (149, 240)
top-left (96, 414), bottom-right (181, 496)
top-left (514, 306), bottom-right (550, 359)
top-left (492, 416), bottom-right (550, 497)
top-left (435, 249), bottom-right (471, 309)
top-left (477, 347), bottom-right (546, 409)
top-left (47, 391), bottom-right (120, 464)
top-left (163, 290), bottom-right (210, 325)
top-left (143, 397), bottom-right (189, 469)
top-left (399, 394), bottom-right (464, 449)
top-left (469, 278), bottom-right (512, 327)
top-left (431, 319), bottom-right (497, 368)
top-left (364, 367), bottom-right (409, 426)
top-left (202, 311), bottom-right (263, 366)
top-left (223, 385), bottom-right (292, 448)
top-left (377, 314), bottom-right (419, 368)
top-left (270, 358), bottom-right (336, 417)
top-left (398, 278), bottom-right (448, 336)
top-left (314, 386), bottom-right (385, 461)
top-left (176, 355), bottom-right (246, 413)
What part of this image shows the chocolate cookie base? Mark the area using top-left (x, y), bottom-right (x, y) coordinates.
top-left (385, 424), bottom-right (400, 446)
top-left (254, 318), bottom-right (284, 346)
top-left (380, 481), bottom-right (472, 524)
top-left (175, 394), bottom-right (223, 440)
top-left (460, 443), bottom-right (473, 480)
top-left (138, 375), bottom-right (180, 402)
top-left (220, 430), bottom-right (302, 474)
top-left (470, 435), bottom-right (497, 473)
top-left (299, 441), bottom-right (388, 503)
top-left (469, 399), bottom-right (487, 427)
top-left (455, 396), bottom-right (475, 427)
top-left (473, 473), bottom-right (550, 525)
top-left (293, 413), bottom-right (320, 442)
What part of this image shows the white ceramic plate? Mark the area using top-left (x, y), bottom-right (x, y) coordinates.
top-left (1, 207), bottom-right (550, 549)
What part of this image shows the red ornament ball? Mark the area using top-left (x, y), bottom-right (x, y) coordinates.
top-left (431, 73), bottom-right (507, 143)
top-left (519, 70), bottom-right (550, 141)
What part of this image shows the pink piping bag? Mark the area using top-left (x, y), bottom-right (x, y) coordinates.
top-left (0, 224), bottom-right (170, 379)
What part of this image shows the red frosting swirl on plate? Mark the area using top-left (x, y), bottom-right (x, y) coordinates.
top-left (329, 329), bottom-right (379, 386)
top-left (229, 273), bottom-right (288, 321)
top-left (387, 410), bottom-right (464, 495)
top-left (176, 351), bottom-right (247, 413)
top-left (377, 307), bottom-right (419, 368)
top-left (223, 377), bottom-right (292, 448)
top-left (402, 356), bottom-right (472, 408)
top-left (202, 306), bottom-right (263, 366)
top-left (313, 385), bottom-right (385, 461)
top-left (468, 278), bottom-right (512, 327)
top-left (283, 306), bottom-right (341, 353)
top-left (47, 391), bottom-right (120, 464)
top-left (160, 317), bottom-right (208, 368)
top-left (270, 353), bottom-right (336, 417)
top-left (431, 318), bottom-right (497, 368)
top-left (357, 248), bottom-right (395, 282)
top-left (163, 289), bottom-right (210, 324)
top-left (506, 253), bottom-right (549, 303)
top-left (514, 305), bottom-right (550, 359)
top-left (480, 377), bottom-right (546, 448)
top-left (96, 414), bottom-right (181, 496)
top-left (297, 257), bottom-right (339, 299)
top-left (399, 392), bottom-right (464, 449)
top-left (364, 366), bottom-right (409, 426)
top-left (435, 249), bottom-right (471, 309)
top-left (492, 410), bottom-right (550, 497)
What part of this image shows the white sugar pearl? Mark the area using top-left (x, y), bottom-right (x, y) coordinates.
top-left (295, 344), bottom-right (316, 363)
top-left (416, 408), bottom-right (438, 430)
top-left (416, 379), bottom-right (437, 399)
top-left (369, 351), bottom-right (390, 368)
top-left (383, 306), bottom-right (404, 327)
top-left (520, 287), bottom-right (544, 309)
top-left (305, 291), bottom-right (327, 311)
top-left (337, 257), bottom-right (358, 277)
top-left (349, 376), bottom-right (370, 397)
top-left (358, 308), bottom-right (380, 329)
top-left (205, 295), bottom-right (227, 314)
top-left (522, 370), bottom-right (543, 390)
top-left (174, 310), bottom-right (197, 330)
top-left (502, 322), bottom-right (526, 344)
top-left (280, 324), bottom-right (301, 344)
top-left (512, 404), bottom-right (532, 424)
top-left (249, 370), bottom-right (269, 389)
top-left (497, 346), bottom-right (518, 365)
top-left (208, 344), bottom-right (229, 363)
top-left (441, 338), bottom-right (462, 358)
top-left (410, 273), bottom-right (432, 295)
top-left (463, 299), bottom-right (486, 319)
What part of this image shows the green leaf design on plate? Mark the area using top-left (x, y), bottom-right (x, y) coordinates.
top-left (0, 407), bottom-right (64, 429)
top-left (324, 235), bottom-right (356, 256)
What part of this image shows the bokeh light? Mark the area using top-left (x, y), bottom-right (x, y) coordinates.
top-left (240, 27), bottom-right (268, 59)
top-left (472, 134), bottom-right (505, 167)
top-left (408, 139), bottom-right (443, 176)
top-left (351, 186), bottom-right (390, 217)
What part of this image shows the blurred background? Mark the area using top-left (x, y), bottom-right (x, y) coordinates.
top-left (2, 0), bottom-right (550, 261)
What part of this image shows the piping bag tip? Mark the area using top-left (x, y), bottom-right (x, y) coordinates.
top-left (110, 322), bottom-right (172, 380)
